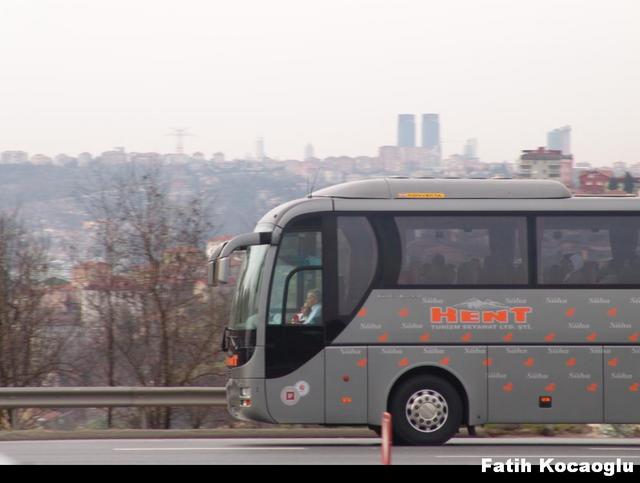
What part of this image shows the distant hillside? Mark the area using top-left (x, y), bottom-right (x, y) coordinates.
top-left (0, 163), bottom-right (309, 269)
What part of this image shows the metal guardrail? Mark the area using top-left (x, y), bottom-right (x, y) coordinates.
top-left (0, 387), bottom-right (227, 409)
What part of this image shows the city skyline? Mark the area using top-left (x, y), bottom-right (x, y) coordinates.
top-left (1, 1), bottom-right (638, 164)
top-left (0, 120), bottom-right (613, 167)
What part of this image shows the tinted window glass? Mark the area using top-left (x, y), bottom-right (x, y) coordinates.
top-left (269, 224), bottom-right (322, 324)
top-left (395, 216), bottom-right (528, 285)
top-left (229, 245), bottom-right (268, 330)
top-left (538, 216), bottom-right (640, 285)
top-left (284, 268), bottom-right (323, 325)
top-left (337, 217), bottom-right (378, 315)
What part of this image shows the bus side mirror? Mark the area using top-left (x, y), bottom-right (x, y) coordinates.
top-left (208, 257), bottom-right (230, 286)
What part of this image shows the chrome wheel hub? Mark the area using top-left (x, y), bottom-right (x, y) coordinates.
top-left (405, 389), bottom-right (448, 433)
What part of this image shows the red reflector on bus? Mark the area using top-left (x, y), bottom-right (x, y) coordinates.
top-left (226, 355), bottom-right (239, 367)
top-left (539, 396), bottom-right (552, 408)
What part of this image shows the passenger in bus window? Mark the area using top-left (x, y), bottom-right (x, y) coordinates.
top-left (457, 258), bottom-right (481, 284)
top-left (427, 254), bottom-right (455, 284)
top-left (563, 254), bottom-right (598, 284)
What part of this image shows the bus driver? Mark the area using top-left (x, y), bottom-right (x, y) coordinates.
top-left (290, 288), bottom-right (322, 325)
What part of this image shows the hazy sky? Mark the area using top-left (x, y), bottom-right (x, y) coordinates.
top-left (1, 0), bottom-right (639, 163)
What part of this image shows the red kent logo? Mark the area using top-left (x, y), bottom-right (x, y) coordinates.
top-left (430, 299), bottom-right (532, 325)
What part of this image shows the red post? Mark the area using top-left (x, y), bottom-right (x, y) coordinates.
top-left (381, 411), bottom-right (392, 465)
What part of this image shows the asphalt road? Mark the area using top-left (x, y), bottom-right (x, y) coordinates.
top-left (1, 437), bottom-right (640, 465)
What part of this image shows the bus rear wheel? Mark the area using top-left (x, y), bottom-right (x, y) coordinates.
top-left (389, 374), bottom-right (462, 445)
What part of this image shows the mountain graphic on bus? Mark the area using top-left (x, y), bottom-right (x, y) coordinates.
top-left (454, 298), bottom-right (509, 310)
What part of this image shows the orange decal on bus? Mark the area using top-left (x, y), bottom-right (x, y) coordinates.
top-left (629, 333), bottom-right (640, 343)
top-left (461, 332), bottom-right (473, 342)
top-left (545, 383), bottom-right (556, 393)
top-left (565, 307), bottom-right (576, 317)
top-left (419, 332), bottom-right (431, 342)
top-left (566, 357), bottom-right (577, 367)
top-left (357, 308), bottom-right (368, 318)
top-left (398, 192), bottom-right (446, 199)
top-left (378, 332), bottom-right (389, 343)
top-left (357, 358), bottom-right (368, 368)
top-left (607, 307), bottom-right (618, 317)
top-left (483, 358), bottom-right (493, 367)
top-left (586, 332), bottom-right (598, 342)
top-left (523, 357), bottom-right (535, 367)
top-left (398, 357), bottom-right (409, 367)
top-left (398, 308), bottom-right (410, 317)
top-left (587, 383), bottom-right (598, 392)
top-left (545, 332), bottom-right (556, 342)
top-left (608, 358), bottom-right (619, 367)
top-left (630, 383), bottom-right (639, 392)
top-left (503, 382), bottom-right (513, 393)
top-left (503, 332), bottom-right (514, 342)
top-left (439, 356), bottom-right (450, 366)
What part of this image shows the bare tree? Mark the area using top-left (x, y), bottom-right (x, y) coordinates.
top-left (80, 164), bottom-right (226, 428)
top-left (0, 211), bottom-right (71, 429)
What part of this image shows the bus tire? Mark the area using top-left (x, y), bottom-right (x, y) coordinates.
top-left (389, 374), bottom-right (462, 446)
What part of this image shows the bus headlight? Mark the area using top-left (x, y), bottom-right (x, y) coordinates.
top-left (240, 387), bottom-right (252, 398)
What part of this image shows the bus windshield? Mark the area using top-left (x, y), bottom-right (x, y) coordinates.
top-left (229, 244), bottom-right (268, 330)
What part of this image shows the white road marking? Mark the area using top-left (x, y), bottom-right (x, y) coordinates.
top-left (114, 447), bottom-right (306, 452)
top-left (588, 447), bottom-right (640, 451)
top-left (0, 454), bottom-right (16, 465)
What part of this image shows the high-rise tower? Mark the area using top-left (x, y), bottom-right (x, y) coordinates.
top-left (421, 113), bottom-right (441, 153)
top-left (547, 126), bottom-right (571, 155)
top-left (397, 114), bottom-right (416, 147)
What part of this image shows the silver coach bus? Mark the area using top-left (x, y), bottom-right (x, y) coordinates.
top-left (209, 178), bottom-right (640, 445)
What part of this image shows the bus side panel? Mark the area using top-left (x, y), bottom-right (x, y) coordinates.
top-left (334, 289), bottom-right (640, 346)
top-left (264, 350), bottom-right (325, 423)
top-left (604, 347), bottom-right (640, 423)
top-left (325, 347), bottom-right (368, 424)
top-left (488, 346), bottom-right (603, 423)
top-left (367, 346), bottom-right (487, 427)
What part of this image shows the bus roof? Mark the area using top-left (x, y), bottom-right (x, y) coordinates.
top-left (311, 178), bottom-right (572, 200)
top-left (256, 178), bottom-right (640, 230)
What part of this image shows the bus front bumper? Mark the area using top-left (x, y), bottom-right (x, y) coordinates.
top-left (226, 378), bottom-right (276, 423)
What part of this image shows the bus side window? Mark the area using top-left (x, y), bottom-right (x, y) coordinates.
top-left (538, 216), bottom-right (640, 285)
top-left (394, 216), bottom-right (528, 286)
